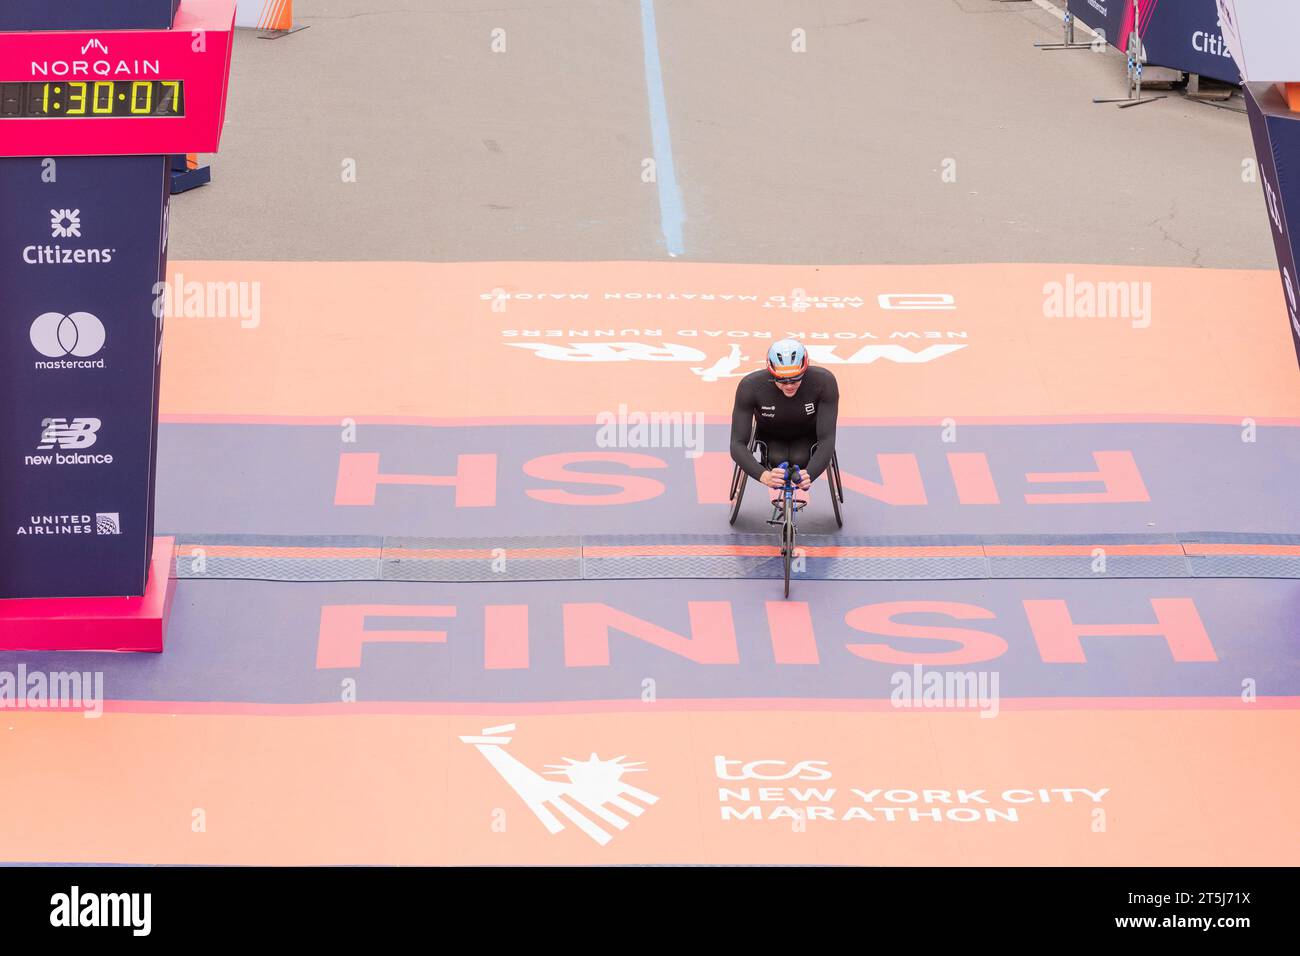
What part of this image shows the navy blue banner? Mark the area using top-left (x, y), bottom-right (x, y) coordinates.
top-left (1246, 84), bottom-right (1300, 371)
top-left (1140, 0), bottom-right (1238, 84)
top-left (1068, 0), bottom-right (1128, 50)
top-left (0, 0), bottom-right (178, 30)
top-left (0, 156), bottom-right (169, 598)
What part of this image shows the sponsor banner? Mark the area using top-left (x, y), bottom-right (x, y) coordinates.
top-left (153, 421), bottom-right (1300, 538)
top-left (1246, 83), bottom-right (1300, 369)
top-left (157, 261), bottom-right (1300, 420)
top-left (0, 156), bottom-right (169, 598)
top-left (0, 709), bottom-right (1295, 864)
top-left (1139, 0), bottom-right (1239, 83)
top-left (235, 0), bottom-right (292, 31)
top-left (1068, 0), bottom-right (1130, 50)
top-left (3, 575), bottom-right (1293, 705)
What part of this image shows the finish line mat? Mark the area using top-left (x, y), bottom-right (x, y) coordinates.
top-left (3, 260), bottom-right (1299, 866)
top-left (163, 531), bottom-right (1300, 581)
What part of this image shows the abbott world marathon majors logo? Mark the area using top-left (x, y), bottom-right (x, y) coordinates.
top-left (29, 311), bottom-right (106, 370)
top-left (462, 723), bottom-right (659, 846)
top-left (715, 757), bottom-right (1109, 824)
top-left (26, 417), bottom-right (113, 467)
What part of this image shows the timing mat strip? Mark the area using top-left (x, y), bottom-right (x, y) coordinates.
top-left (164, 532), bottom-right (1300, 582)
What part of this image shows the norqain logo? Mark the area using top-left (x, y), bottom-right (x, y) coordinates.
top-left (30, 58), bottom-right (160, 78)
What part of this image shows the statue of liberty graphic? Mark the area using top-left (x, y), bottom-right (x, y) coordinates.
top-left (690, 343), bottom-right (751, 382)
top-left (461, 723), bottom-right (659, 846)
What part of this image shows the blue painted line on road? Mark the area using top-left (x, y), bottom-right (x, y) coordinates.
top-left (639, 0), bottom-right (685, 256)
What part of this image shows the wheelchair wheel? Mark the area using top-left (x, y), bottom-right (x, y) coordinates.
top-left (828, 465), bottom-right (843, 528)
top-left (729, 466), bottom-right (748, 525)
top-left (782, 498), bottom-right (794, 598)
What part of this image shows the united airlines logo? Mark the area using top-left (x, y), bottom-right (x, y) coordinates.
top-left (38, 417), bottom-right (100, 450)
top-left (17, 512), bottom-right (120, 537)
top-left (461, 723), bottom-right (658, 846)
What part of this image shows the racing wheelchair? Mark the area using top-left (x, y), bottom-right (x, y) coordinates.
top-left (727, 426), bottom-right (844, 529)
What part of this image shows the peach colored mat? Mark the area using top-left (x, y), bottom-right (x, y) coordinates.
top-left (158, 261), bottom-right (1300, 420)
top-left (1, 708), bottom-right (1294, 865)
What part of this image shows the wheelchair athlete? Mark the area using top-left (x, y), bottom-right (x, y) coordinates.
top-left (728, 339), bottom-right (840, 503)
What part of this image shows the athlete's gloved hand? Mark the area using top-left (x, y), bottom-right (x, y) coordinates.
top-left (760, 467), bottom-right (786, 489)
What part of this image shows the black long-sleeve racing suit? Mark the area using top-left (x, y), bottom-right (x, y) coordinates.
top-left (729, 365), bottom-right (839, 481)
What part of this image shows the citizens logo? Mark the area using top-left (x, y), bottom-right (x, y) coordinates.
top-left (21, 204), bottom-right (113, 267)
top-left (30, 311), bottom-right (106, 369)
top-left (26, 418), bottom-right (113, 467)
top-left (23, 244), bottom-right (114, 265)
top-left (1191, 29), bottom-right (1231, 58)
top-left (50, 208), bottom-right (81, 239)
top-left (461, 723), bottom-right (659, 846)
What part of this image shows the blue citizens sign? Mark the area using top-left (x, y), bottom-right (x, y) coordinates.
top-left (0, 0), bottom-right (234, 601)
top-left (0, 156), bottom-right (170, 598)
top-left (1140, 0), bottom-right (1238, 84)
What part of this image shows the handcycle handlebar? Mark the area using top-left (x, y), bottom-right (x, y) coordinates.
top-left (778, 461), bottom-right (800, 493)
top-left (777, 461), bottom-right (806, 509)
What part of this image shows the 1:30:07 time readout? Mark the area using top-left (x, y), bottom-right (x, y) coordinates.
top-left (0, 80), bottom-right (184, 118)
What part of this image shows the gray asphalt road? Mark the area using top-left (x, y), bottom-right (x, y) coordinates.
top-left (168, 0), bottom-right (1277, 268)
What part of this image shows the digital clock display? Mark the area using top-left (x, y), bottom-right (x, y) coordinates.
top-left (0, 80), bottom-right (184, 119)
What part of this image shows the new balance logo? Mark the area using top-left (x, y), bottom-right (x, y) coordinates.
top-left (461, 723), bottom-right (659, 846)
top-left (38, 417), bottom-right (100, 450)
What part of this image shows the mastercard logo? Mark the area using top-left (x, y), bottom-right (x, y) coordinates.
top-left (29, 311), bottom-right (105, 358)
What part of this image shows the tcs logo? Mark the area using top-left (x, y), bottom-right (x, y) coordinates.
top-left (714, 757), bottom-right (832, 781)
